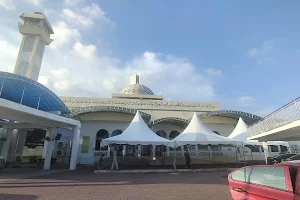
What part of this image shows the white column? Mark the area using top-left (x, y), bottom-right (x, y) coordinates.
top-left (43, 128), bottom-right (56, 170)
top-left (123, 145), bottom-right (126, 159)
top-left (107, 146), bottom-right (111, 158)
top-left (70, 125), bottom-right (81, 170)
top-left (152, 145), bottom-right (156, 159)
top-left (1, 129), bottom-right (13, 162)
top-left (262, 142), bottom-right (270, 165)
top-left (195, 145), bottom-right (199, 157)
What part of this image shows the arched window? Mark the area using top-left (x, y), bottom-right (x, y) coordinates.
top-left (112, 130), bottom-right (122, 137)
top-left (169, 131), bottom-right (180, 140)
top-left (95, 129), bottom-right (109, 150)
top-left (213, 131), bottom-right (220, 135)
top-left (156, 130), bottom-right (167, 138)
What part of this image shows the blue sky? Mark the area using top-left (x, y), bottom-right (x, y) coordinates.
top-left (0, 0), bottom-right (300, 116)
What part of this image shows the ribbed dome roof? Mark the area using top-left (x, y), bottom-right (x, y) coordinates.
top-left (121, 84), bottom-right (154, 95)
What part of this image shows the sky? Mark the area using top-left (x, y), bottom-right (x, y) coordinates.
top-left (0, 0), bottom-right (300, 117)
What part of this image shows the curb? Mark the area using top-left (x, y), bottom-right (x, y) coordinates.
top-left (94, 168), bottom-right (236, 173)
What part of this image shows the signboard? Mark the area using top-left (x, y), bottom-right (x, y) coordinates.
top-left (60, 97), bottom-right (220, 112)
top-left (81, 136), bottom-right (90, 153)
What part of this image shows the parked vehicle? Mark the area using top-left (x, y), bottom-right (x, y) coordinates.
top-left (267, 153), bottom-right (297, 164)
top-left (283, 154), bottom-right (300, 162)
top-left (228, 161), bottom-right (300, 200)
top-left (0, 158), bottom-right (5, 170)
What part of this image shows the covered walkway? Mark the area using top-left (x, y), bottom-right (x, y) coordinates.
top-left (248, 97), bottom-right (300, 141)
top-left (0, 98), bottom-right (81, 170)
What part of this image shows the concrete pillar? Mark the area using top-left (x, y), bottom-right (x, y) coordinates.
top-left (137, 145), bottom-right (141, 158)
top-left (1, 129), bottom-right (13, 162)
top-left (195, 145), bottom-right (199, 157)
top-left (14, 129), bottom-right (27, 160)
top-left (152, 145), bottom-right (156, 159)
top-left (70, 125), bottom-right (80, 170)
top-left (43, 128), bottom-right (56, 170)
top-left (123, 145), bottom-right (126, 159)
top-left (166, 132), bottom-right (170, 156)
top-left (262, 142), bottom-right (269, 165)
top-left (6, 129), bottom-right (19, 162)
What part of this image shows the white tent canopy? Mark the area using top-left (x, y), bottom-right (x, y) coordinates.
top-left (228, 117), bottom-right (260, 145)
top-left (101, 111), bottom-right (173, 147)
top-left (172, 113), bottom-right (238, 147)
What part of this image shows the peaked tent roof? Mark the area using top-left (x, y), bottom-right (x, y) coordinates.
top-left (228, 117), bottom-right (249, 141)
top-left (228, 118), bottom-right (260, 145)
top-left (172, 113), bottom-right (238, 147)
top-left (101, 111), bottom-right (173, 147)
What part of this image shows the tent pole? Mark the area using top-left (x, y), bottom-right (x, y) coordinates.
top-left (235, 145), bottom-right (238, 168)
top-left (242, 142), bottom-right (246, 166)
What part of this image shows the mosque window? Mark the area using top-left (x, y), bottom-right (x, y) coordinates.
top-left (95, 129), bottom-right (109, 151)
top-left (23, 35), bottom-right (36, 52)
top-left (111, 130), bottom-right (122, 137)
top-left (156, 130), bottom-right (167, 139)
top-left (169, 131), bottom-right (180, 140)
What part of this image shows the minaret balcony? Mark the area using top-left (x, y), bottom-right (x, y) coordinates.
top-left (18, 23), bottom-right (53, 45)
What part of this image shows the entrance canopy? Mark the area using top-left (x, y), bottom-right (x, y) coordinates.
top-left (101, 111), bottom-right (173, 147)
top-left (173, 113), bottom-right (238, 147)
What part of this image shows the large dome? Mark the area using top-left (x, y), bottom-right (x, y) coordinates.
top-left (121, 84), bottom-right (154, 95)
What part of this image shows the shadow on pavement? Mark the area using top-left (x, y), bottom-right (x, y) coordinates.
top-left (0, 193), bottom-right (38, 200)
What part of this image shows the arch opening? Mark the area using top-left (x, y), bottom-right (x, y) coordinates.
top-left (95, 129), bottom-right (109, 150)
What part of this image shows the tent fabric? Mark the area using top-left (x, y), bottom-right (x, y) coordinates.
top-left (228, 117), bottom-right (261, 145)
top-left (100, 111), bottom-right (173, 147)
top-left (228, 117), bottom-right (249, 141)
top-left (227, 117), bottom-right (261, 145)
top-left (172, 113), bottom-right (238, 147)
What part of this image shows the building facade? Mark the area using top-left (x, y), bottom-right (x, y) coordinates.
top-left (61, 74), bottom-right (261, 164)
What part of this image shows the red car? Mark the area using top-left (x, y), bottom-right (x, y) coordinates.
top-left (228, 161), bottom-right (300, 200)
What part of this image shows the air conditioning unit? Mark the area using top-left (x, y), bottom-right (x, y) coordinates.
top-left (57, 141), bottom-right (66, 149)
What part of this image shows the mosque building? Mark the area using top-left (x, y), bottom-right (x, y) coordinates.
top-left (0, 12), bottom-right (263, 166)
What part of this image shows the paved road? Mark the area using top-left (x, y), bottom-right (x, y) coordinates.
top-left (0, 169), bottom-right (232, 200)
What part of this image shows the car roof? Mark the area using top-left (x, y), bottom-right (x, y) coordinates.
top-left (278, 160), bottom-right (300, 167)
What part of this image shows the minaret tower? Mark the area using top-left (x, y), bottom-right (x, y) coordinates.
top-left (14, 12), bottom-right (54, 81)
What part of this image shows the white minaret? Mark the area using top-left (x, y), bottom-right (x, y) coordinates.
top-left (14, 12), bottom-right (54, 81)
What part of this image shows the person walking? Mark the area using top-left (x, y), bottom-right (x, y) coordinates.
top-left (173, 150), bottom-right (177, 172)
top-left (111, 150), bottom-right (118, 170)
top-left (184, 150), bottom-right (191, 169)
top-left (97, 153), bottom-right (104, 170)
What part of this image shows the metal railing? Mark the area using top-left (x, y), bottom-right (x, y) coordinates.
top-left (248, 97), bottom-right (300, 137)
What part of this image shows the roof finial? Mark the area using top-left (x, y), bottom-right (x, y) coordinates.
top-left (130, 74), bottom-right (139, 85)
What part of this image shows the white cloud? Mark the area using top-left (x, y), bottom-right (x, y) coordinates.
top-left (248, 41), bottom-right (274, 64)
top-left (26, 0), bottom-right (40, 5)
top-left (61, 4), bottom-right (113, 28)
top-left (63, 0), bottom-right (82, 5)
top-left (248, 48), bottom-right (257, 57)
top-left (236, 96), bottom-right (256, 107)
top-left (72, 42), bottom-right (97, 61)
top-left (0, 0), bottom-right (15, 10)
top-left (62, 9), bottom-right (94, 27)
top-left (0, 40), bottom-right (18, 72)
top-left (206, 68), bottom-right (222, 76)
top-left (50, 21), bottom-right (81, 49)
